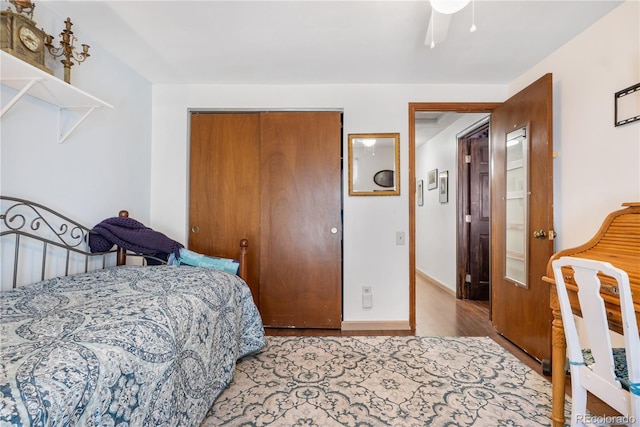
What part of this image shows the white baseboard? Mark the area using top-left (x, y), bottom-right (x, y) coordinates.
top-left (341, 320), bottom-right (411, 331)
top-left (416, 268), bottom-right (456, 296)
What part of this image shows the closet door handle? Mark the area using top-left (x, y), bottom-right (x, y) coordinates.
top-left (330, 227), bottom-right (338, 234)
top-left (191, 226), bottom-right (200, 233)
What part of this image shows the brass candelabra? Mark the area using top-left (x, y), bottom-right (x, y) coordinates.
top-left (45, 17), bottom-right (90, 84)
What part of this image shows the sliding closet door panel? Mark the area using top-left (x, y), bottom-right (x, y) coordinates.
top-left (260, 111), bottom-right (342, 328)
top-left (189, 113), bottom-right (262, 305)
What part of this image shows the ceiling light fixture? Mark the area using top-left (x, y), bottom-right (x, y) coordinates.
top-left (361, 139), bottom-right (376, 147)
top-left (430, 0), bottom-right (470, 15)
top-left (427, 0), bottom-right (477, 49)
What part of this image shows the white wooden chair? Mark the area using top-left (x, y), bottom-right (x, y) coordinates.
top-left (552, 256), bottom-right (639, 426)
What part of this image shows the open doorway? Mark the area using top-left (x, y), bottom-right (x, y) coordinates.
top-left (409, 75), bottom-right (554, 365)
top-left (408, 103), bottom-right (500, 329)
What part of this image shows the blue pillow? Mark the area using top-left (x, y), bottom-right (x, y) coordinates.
top-left (168, 248), bottom-right (239, 275)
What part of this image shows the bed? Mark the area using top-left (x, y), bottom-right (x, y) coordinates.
top-left (0, 196), bottom-right (266, 426)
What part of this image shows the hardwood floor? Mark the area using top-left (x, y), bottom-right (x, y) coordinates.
top-left (266, 273), bottom-right (619, 419)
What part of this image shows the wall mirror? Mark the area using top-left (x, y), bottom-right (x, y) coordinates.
top-left (504, 127), bottom-right (529, 288)
top-left (348, 133), bottom-right (400, 196)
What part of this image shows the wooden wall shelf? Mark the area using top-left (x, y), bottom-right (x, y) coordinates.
top-left (0, 51), bottom-right (113, 143)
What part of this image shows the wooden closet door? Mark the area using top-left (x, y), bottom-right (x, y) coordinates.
top-left (189, 113), bottom-right (262, 304)
top-left (260, 111), bottom-right (342, 328)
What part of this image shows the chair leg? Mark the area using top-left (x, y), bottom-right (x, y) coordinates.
top-left (632, 394), bottom-right (640, 427)
top-left (570, 377), bottom-right (588, 427)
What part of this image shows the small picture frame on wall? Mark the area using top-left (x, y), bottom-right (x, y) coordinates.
top-left (417, 180), bottom-right (424, 206)
top-left (439, 170), bottom-right (449, 204)
top-left (427, 169), bottom-right (438, 190)
top-left (614, 82), bottom-right (640, 126)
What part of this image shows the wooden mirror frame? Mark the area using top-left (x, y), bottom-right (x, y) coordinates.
top-left (348, 133), bottom-right (400, 196)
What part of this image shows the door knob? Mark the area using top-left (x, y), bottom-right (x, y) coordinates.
top-left (191, 226), bottom-right (200, 233)
top-left (330, 227), bottom-right (338, 234)
top-left (533, 229), bottom-right (546, 239)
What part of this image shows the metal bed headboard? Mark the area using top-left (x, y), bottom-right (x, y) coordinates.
top-left (0, 196), bottom-right (118, 289)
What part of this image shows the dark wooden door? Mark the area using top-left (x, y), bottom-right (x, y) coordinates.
top-left (259, 111), bottom-right (343, 328)
top-left (490, 74), bottom-right (554, 362)
top-left (468, 135), bottom-right (490, 300)
top-left (189, 113), bottom-right (262, 305)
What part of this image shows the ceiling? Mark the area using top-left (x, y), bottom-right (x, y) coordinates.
top-left (41, 0), bottom-right (623, 86)
top-left (415, 111), bottom-right (465, 145)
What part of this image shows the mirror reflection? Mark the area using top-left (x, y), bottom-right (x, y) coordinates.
top-left (348, 133), bottom-right (400, 196)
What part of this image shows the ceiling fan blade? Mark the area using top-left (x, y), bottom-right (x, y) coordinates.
top-left (424, 11), bottom-right (452, 46)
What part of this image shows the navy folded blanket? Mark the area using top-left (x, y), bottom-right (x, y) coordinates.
top-left (88, 216), bottom-right (183, 264)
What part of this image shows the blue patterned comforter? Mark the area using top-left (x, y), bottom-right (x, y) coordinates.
top-left (0, 265), bottom-right (266, 426)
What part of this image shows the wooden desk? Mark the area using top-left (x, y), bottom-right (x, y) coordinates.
top-left (542, 202), bottom-right (640, 427)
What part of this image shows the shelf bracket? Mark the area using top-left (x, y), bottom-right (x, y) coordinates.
top-left (2, 52), bottom-right (113, 143)
top-left (0, 78), bottom-right (42, 118)
top-left (57, 106), bottom-right (99, 143)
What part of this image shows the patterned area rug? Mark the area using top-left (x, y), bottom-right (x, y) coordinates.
top-left (201, 336), bottom-right (569, 426)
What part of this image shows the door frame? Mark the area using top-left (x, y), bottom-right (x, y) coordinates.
top-left (409, 103), bottom-right (501, 329)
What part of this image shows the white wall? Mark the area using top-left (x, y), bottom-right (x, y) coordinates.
top-left (415, 113), bottom-right (489, 292)
top-left (149, 84), bottom-right (505, 324)
top-left (1, 3), bottom-right (152, 228)
top-left (510, 0), bottom-right (640, 251)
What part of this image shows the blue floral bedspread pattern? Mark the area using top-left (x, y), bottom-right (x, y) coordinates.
top-left (0, 265), bottom-right (266, 426)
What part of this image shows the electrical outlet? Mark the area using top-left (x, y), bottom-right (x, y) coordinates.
top-left (362, 286), bottom-right (373, 308)
top-left (396, 231), bottom-right (405, 245)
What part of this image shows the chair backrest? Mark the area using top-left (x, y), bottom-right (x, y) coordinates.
top-left (552, 256), bottom-right (640, 406)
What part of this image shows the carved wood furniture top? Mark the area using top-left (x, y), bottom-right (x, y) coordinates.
top-left (544, 202), bottom-right (640, 332)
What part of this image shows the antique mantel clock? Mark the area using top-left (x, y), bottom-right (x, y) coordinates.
top-left (1, 0), bottom-right (52, 74)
